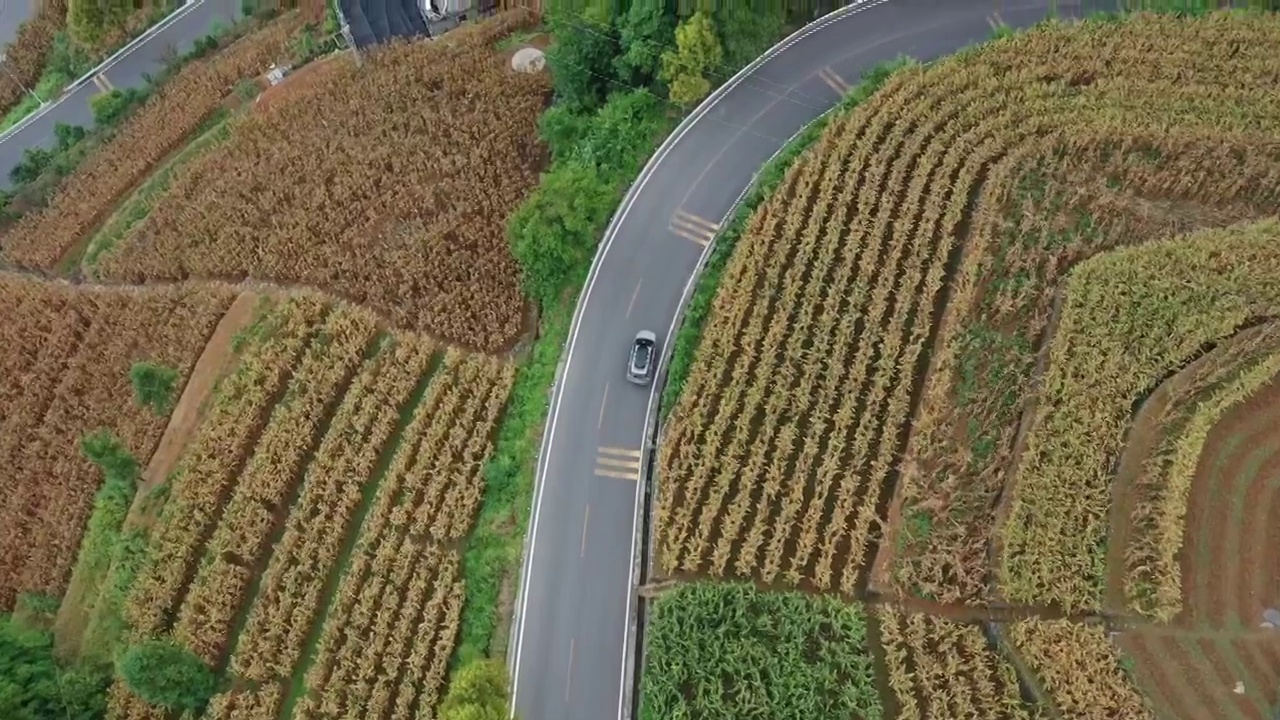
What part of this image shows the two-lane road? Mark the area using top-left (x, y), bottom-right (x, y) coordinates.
top-left (508, 1), bottom-right (1105, 719)
top-left (0, 0), bottom-right (240, 187)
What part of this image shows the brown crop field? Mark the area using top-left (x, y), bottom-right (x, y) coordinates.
top-left (652, 10), bottom-right (1280, 720)
top-left (0, 0), bottom-right (68, 117)
top-left (0, 12), bottom-right (305, 269)
top-left (878, 607), bottom-right (1030, 720)
top-left (91, 10), bottom-right (548, 353)
top-left (101, 292), bottom-right (516, 720)
top-left (0, 275), bottom-right (234, 609)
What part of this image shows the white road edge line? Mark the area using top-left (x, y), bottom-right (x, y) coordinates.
top-left (617, 80), bottom-right (851, 720)
top-left (0, 0), bottom-right (207, 145)
top-left (508, 2), bottom-right (883, 717)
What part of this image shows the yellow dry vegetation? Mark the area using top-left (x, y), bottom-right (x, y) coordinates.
top-left (1000, 219), bottom-right (1280, 611)
top-left (1009, 620), bottom-right (1154, 720)
top-left (879, 607), bottom-right (1031, 720)
top-left (110, 286), bottom-right (516, 720)
top-left (0, 275), bottom-right (233, 609)
top-left (1, 13), bottom-right (303, 269)
top-left (94, 10), bottom-right (548, 352)
top-left (1120, 324), bottom-right (1280, 620)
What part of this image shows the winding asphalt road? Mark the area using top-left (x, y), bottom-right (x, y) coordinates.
top-left (0, 0), bottom-right (240, 187)
top-left (504, 1), bottom-right (1130, 719)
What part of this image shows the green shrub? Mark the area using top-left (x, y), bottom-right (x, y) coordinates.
top-left (118, 639), bottom-right (216, 712)
top-left (510, 89), bottom-right (668, 308)
top-left (439, 658), bottom-right (510, 720)
top-left (89, 87), bottom-right (147, 127)
top-left (0, 616), bottom-right (109, 720)
top-left (129, 361), bottom-right (179, 416)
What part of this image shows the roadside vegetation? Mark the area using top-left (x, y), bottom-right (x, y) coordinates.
top-left (0, 2), bottom-right (833, 716)
top-left (646, 6), bottom-right (1280, 719)
top-left (0, 0), bottom-right (185, 133)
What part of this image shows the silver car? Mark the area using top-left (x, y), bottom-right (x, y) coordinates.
top-left (627, 330), bottom-right (657, 385)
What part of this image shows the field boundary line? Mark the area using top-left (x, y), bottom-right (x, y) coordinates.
top-left (507, 1), bottom-right (882, 716)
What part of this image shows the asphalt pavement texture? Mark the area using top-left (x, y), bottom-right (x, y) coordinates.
top-left (504, 2), bottom-right (1129, 719)
top-left (0, 0), bottom-right (35, 50)
top-left (0, 0), bottom-right (240, 187)
top-left (0, 1), bottom-right (1127, 718)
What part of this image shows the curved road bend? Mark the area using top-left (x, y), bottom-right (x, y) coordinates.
top-left (0, 0), bottom-right (240, 187)
top-left (507, 1), bottom-right (1108, 719)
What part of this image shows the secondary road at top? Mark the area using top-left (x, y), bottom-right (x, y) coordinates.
top-left (506, 1), bottom-right (1104, 719)
top-left (0, 0), bottom-right (240, 187)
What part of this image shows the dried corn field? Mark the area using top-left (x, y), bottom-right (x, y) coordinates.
top-left (0, 275), bottom-right (234, 610)
top-left (1, 13), bottom-right (305, 270)
top-left (104, 293), bottom-right (516, 720)
top-left (92, 10), bottom-right (549, 353)
top-left (653, 10), bottom-right (1280, 720)
top-left (878, 609), bottom-right (1033, 720)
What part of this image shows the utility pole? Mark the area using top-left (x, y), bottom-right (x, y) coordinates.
top-left (0, 53), bottom-right (45, 106)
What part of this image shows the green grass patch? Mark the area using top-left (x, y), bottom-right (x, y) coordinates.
top-left (660, 57), bottom-right (911, 419)
top-left (83, 108), bottom-right (233, 270)
top-left (60, 430), bottom-right (142, 667)
top-left (639, 581), bottom-right (882, 720)
top-left (496, 25), bottom-right (545, 51)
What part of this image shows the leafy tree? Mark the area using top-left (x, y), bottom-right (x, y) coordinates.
top-left (614, 2), bottom-right (676, 88)
top-left (544, 8), bottom-right (618, 110)
top-left (129, 361), bottom-right (180, 416)
top-left (81, 429), bottom-right (139, 491)
top-left (118, 639), bottom-right (216, 713)
top-left (90, 87), bottom-right (147, 127)
top-left (9, 147), bottom-right (55, 185)
top-left (537, 103), bottom-right (589, 161)
top-left (0, 616), bottom-right (108, 720)
top-left (55, 122), bottom-right (87, 151)
top-left (660, 11), bottom-right (723, 106)
top-left (440, 658), bottom-right (511, 720)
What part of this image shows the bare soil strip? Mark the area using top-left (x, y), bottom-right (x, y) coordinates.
top-left (131, 291), bottom-right (263, 517)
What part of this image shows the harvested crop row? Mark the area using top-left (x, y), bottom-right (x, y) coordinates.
top-left (878, 607), bottom-right (1032, 720)
top-left (204, 682), bottom-right (284, 720)
top-left (123, 295), bottom-right (328, 635)
top-left (296, 351), bottom-right (513, 720)
top-left (999, 219), bottom-right (1280, 611)
top-left (655, 56), bottom-right (1059, 593)
top-left (228, 335), bottom-right (437, 683)
top-left (172, 307), bottom-right (378, 664)
top-left (1120, 326), bottom-right (1280, 621)
top-left (639, 582), bottom-right (881, 720)
top-left (0, 0), bottom-right (68, 116)
top-left (94, 10), bottom-right (547, 352)
top-left (1, 12), bottom-right (304, 269)
top-left (1008, 619), bottom-right (1153, 720)
top-left (0, 276), bottom-right (233, 609)
top-left (881, 15), bottom-right (1280, 604)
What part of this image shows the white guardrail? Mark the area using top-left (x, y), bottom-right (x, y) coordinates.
top-left (0, 0), bottom-right (207, 145)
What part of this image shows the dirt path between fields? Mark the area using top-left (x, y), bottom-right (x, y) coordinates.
top-left (129, 290), bottom-right (263, 521)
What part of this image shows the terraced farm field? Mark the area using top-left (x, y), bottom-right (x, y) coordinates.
top-left (87, 11), bottom-right (549, 352)
top-left (647, 10), bottom-right (1280, 720)
top-left (0, 10), bottom-right (543, 720)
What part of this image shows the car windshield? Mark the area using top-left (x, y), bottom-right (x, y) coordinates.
top-left (634, 341), bottom-right (651, 369)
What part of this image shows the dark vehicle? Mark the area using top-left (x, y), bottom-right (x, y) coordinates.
top-left (627, 330), bottom-right (657, 385)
